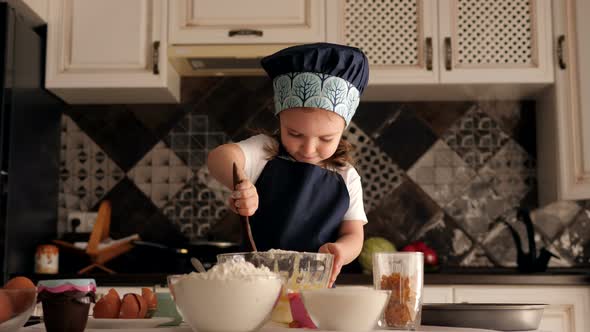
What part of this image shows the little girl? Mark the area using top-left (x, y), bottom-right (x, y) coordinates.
top-left (207, 43), bottom-right (369, 286)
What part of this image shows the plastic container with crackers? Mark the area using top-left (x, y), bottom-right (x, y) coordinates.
top-left (373, 252), bottom-right (423, 330)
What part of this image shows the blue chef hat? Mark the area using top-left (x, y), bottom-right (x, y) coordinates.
top-left (261, 43), bottom-right (369, 126)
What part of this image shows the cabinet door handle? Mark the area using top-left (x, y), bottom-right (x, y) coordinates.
top-left (228, 29), bottom-right (263, 37)
top-left (444, 37), bottom-right (452, 71)
top-left (152, 41), bottom-right (160, 75)
top-left (425, 37), bottom-right (433, 71)
top-left (557, 35), bottom-right (567, 70)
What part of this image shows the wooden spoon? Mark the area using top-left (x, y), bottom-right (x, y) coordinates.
top-left (233, 162), bottom-right (257, 252)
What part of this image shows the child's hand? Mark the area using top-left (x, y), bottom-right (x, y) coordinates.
top-left (229, 179), bottom-right (259, 216)
top-left (318, 242), bottom-right (344, 287)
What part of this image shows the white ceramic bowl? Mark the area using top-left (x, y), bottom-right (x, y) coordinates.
top-left (168, 274), bottom-right (282, 332)
top-left (301, 286), bottom-right (390, 332)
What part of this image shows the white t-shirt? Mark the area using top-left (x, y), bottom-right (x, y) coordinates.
top-left (236, 134), bottom-right (368, 224)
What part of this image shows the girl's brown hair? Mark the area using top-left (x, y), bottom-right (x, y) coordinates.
top-left (255, 129), bottom-right (355, 169)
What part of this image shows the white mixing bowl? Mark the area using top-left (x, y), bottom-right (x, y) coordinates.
top-left (301, 286), bottom-right (390, 331)
top-left (168, 273), bottom-right (282, 332)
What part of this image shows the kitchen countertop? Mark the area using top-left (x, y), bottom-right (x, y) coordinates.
top-left (28, 268), bottom-right (590, 287)
top-left (20, 323), bottom-right (542, 332)
top-left (340, 269), bottom-right (590, 286)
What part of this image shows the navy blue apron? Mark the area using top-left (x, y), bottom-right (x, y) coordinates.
top-left (248, 146), bottom-right (350, 252)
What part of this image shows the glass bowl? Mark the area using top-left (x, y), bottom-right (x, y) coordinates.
top-left (0, 288), bottom-right (37, 332)
top-left (217, 251), bottom-right (334, 324)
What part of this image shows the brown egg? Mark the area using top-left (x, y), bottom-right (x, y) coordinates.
top-left (4, 277), bottom-right (36, 314)
top-left (93, 290), bottom-right (121, 319)
top-left (141, 288), bottom-right (157, 310)
top-left (119, 293), bottom-right (147, 319)
top-left (106, 288), bottom-right (118, 298)
top-left (4, 276), bottom-right (35, 289)
top-left (7, 290), bottom-right (35, 315)
top-left (0, 292), bottom-right (15, 324)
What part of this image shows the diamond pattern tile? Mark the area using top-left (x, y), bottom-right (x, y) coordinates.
top-left (443, 105), bottom-right (510, 171)
top-left (531, 201), bottom-right (581, 240)
top-left (407, 140), bottom-right (476, 206)
top-left (412, 102), bottom-right (472, 137)
top-left (444, 176), bottom-right (512, 241)
top-left (180, 77), bottom-right (225, 105)
top-left (233, 102), bottom-right (278, 141)
top-left (376, 109), bottom-right (438, 170)
top-left (460, 246), bottom-right (494, 267)
top-left (479, 100), bottom-right (537, 157)
top-left (54, 78), bottom-right (590, 268)
top-left (163, 113), bottom-right (229, 170)
top-left (351, 102), bottom-right (403, 138)
top-left (413, 212), bottom-right (473, 266)
top-left (65, 105), bottom-right (160, 171)
top-left (97, 179), bottom-right (186, 244)
top-left (126, 104), bottom-right (191, 140)
top-left (478, 139), bottom-right (536, 207)
top-left (127, 142), bottom-right (194, 208)
top-left (343, 122), bottom-right (404, 212)
top-left (365, 180), bottom-right (441, 246)
top-left (552, 208), bottom-right (590, 264)
top-left (58, 116), bottom-right (124, 232)
top-left (189, 77), bottom-right (273, 139)
top-left (161, 166), bottom-right (230, 240)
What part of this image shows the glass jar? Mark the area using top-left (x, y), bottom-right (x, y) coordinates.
top-left (373, 252), bottom-right (424, 330)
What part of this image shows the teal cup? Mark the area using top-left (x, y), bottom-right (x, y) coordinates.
top-left (153, 292), bottom-right (183, 326)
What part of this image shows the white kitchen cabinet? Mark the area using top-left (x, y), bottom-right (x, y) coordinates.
top-left (334, 0), bottom-right (554, 97)
top-left (454, 285), bottom-right (589, 332)
top-left (423, 285), bottom-right (453, 303)
top-left (537, 0), bottom-right (590, 204)
top-left (438, 0), bottom-right (554, 84)
top-left (331, 0), bottom-right (439, 85)
top-left (169, 0), bottom-right (326, 45)
top-left (45, 0), bottom-right (180, 104)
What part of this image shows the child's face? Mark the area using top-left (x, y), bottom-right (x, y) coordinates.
top-left (279, 107), bottom-right (345, 165)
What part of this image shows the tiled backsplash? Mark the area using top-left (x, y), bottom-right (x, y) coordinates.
top-left (58, 77), bottom-right (590, 268)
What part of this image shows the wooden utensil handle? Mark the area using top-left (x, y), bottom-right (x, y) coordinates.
top-left (232, 163), bottom-right (257, 252)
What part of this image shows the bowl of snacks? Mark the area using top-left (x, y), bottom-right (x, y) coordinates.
top-left (217, 250), bottom-right (333, 325)
top-left (0, 277), bottom-right (37, 332)
top-left (168, 259), bottom-right (282, 332)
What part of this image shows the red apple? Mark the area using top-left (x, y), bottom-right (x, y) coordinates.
top-left (422, 247), bottom-right (439, 266)
top-left (414, 241), bottom-right (429, 252)
top-left (402, 241), bottom-right (439, 267)
top-left (401, 243), bottom-right (418, 252)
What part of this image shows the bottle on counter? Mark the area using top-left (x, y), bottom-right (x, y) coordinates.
top-left (35, 244), bottom-right (59, 274)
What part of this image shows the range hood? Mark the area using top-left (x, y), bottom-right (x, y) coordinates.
top-left (168, 44), bottom-right (297, 76)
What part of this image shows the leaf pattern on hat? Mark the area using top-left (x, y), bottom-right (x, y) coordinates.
top-left (273, 72), bottom-right (360, 125)
top-left (305, 96), bottom-right (332, 110)
top-left (284, 96), bottom-right (303, 109)
top-left (323, 77), bottom-right (347, 108)
top-left (274, 75), bottom-right (291, 105)
top-left (293, 73), bottom-right (320, 104)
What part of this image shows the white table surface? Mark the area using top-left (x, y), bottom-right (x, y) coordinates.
top-left (20, 322), bottom-right (545, 332)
